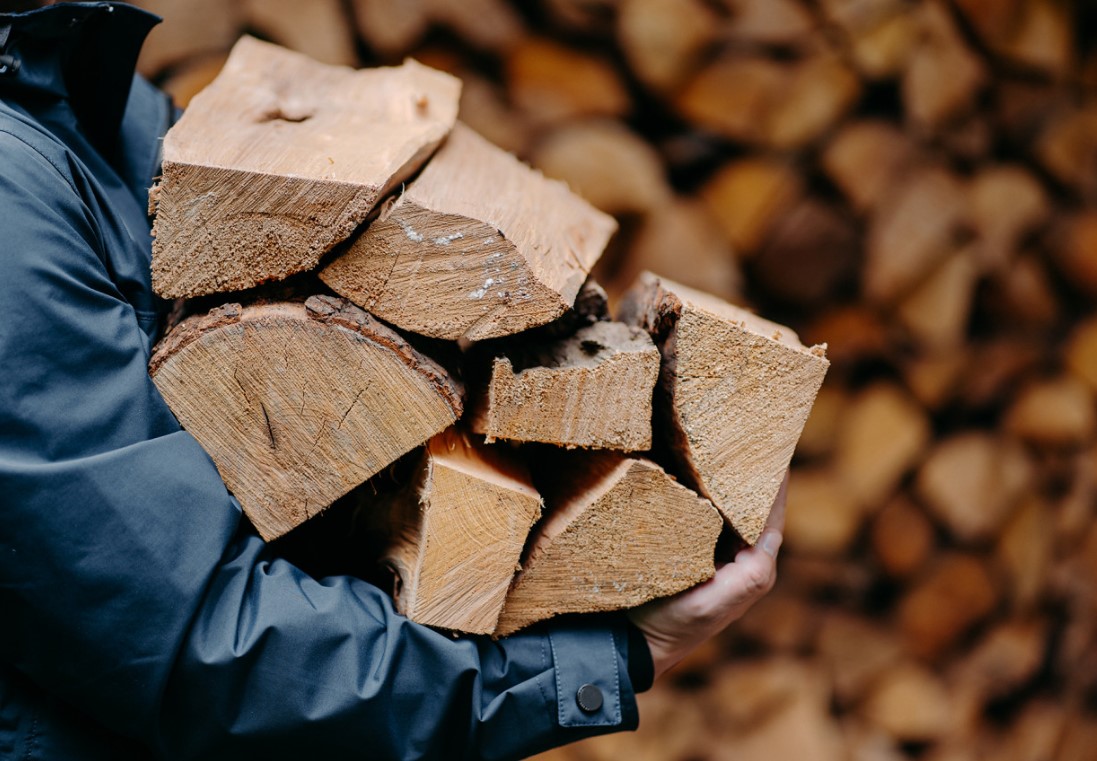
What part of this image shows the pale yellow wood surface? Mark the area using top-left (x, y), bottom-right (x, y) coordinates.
top-left (495, 454), bottom-right (721, 636)
top-left (151, 37), bottom-right (460, 299)
top-left (381, 429), bottom-right (542, 634)
top-left (620, 272), bottom-right (829, 544)
top-left (320, 123), bottom-right (616, 341)
top-left (472, 321), bottom-right (660, 451)
top-left (149, 296), bottom-right (462, 540)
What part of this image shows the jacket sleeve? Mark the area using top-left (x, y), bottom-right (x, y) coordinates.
top-left (0, 129), bottom-right (642, 760)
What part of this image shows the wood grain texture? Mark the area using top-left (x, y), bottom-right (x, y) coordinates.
top-left (151, 36), bottom-right (460, 298)
top-left (494, 453), bottom-right (721, 636)
top-left (380, 428), bottom-right (542, 634)
top-left (471, 321), bottom-right (660, 451)
top-left (149, 295), bottom-right (462, 540)
top-left (620, 272), bottom-right (829, 544)
top-left (320, 123), bottom-right (616, 341)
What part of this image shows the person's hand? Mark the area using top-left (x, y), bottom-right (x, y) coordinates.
top-left (627, 472), bottom-right (788, 680)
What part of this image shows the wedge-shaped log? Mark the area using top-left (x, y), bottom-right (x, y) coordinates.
top-left (378, 429), bottom-right (542, 634)
top-left (150, 36), bottom-right (460, 299)
top-left (472, 321), bottom-right (659, 451)
top-left (149, 295), bottom-right (463, 540)
top-left (495, 454), bottom-right (721, 636)
top-left (319, 123), bottom-right (616, 341)
top-left (619, 272), bottom-right (829, 544)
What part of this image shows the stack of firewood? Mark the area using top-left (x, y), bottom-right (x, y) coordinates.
top-left (133, 0), bottom-right (1097, 758)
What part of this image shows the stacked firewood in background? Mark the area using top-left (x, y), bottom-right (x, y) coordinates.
top-left (133, 0), bottom-right (1097, 759)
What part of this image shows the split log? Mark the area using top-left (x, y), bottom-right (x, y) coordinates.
top-left (158, 52), bottom-right (228, 110)
top-left (505, 37), bottom-right (631, 126)
top-left (472, 321), bottom-right (660, 451)
top-left (996, 495), bottom-right (1054, 611)
top-left (620, 272), bottom-right (829, 543)
top-left (350, 0), bottom-right (429, 58)
top-left (1066, 315), bottom-right (1097, 393)
top-left (834, 383), bottom-right (932, 510)
top-left (133, 0), bottom-right (241, 77)
top-left (802, 306), bottom-right (891, 368)
top-left (821, 120), bottom-right (919, 215)
top-left (351, 0), bottom-right (524, 58)
top-left (895, 247), bottom-right (979, 350)
top-left (319, 123), bottom-right (616, 341)
top-left (871, 496), bottom-right (935, 579)
top-left (494, 454), bottom-right (722, 636)
top-left (723, 0), bottom-right (817, 47)
top-left (238, 0), bottom-right (358, 67)
top-left (1051, 212), bottom-right (1097, 298)
top-left (951, 618), bottom-right (1049, 700)
top-left (916, 432), bottom-right (1033, 543)
top-left (616, 0), bottom-right (719, 93)
top-left (818, 0), bottom-right (918, 79)
top-left (456, 72), bottom-right (533, 156)
top-left (1004, 376), bottom-right (1097, 447)
top-left (903, 350), bottom-right (966, 410)
top-left (898, 553), bottom-right (999, 660)
top-left (700, 157), bottom-right (803, 256)
top-left (955, 0), bottom-right (1073, 76)
top-left (860, 662), bottom-right (953, 742)
top-left (530, 118), bottom-right (673, 216)
top-left (1036, 106), bottom-right (1097, 199)
top-left (783, 467), bottom-right (863, 556)
top-left (375, 428), bottom-right (542, 634)
top-left (148, 296), bottom-right (463, 540)
top-left (817, 613), bottom-right (903, 707)
top-left (967, 166), bottom-right (1050, 273)
top-left (150, 37), bottom-right (461, 299)
top-left (796, 383), bottom-right (847, 460)
top-left (982, 256), bottom-right (1062, 329)
top-left (864, 166), bottom-right (968, 303)
top-left (733, 592), bottom-right (821, 653)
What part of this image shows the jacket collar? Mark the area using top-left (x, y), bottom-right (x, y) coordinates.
top-left (0, 2), bottom-right (160, 153)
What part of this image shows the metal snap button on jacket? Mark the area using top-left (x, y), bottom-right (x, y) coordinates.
top-left (576, 683), bottom-right (604, 713)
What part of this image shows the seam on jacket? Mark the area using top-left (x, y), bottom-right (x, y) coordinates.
top-left (537, 637), bottom-right (550, 715)
top-left (549, 634), bottom-right (565, 724)
top-left (0, 126), bottom-right (80, 199)
top-left (21, 714), bottom-right (39, 761)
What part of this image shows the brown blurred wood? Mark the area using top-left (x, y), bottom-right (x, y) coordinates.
top-left (133, 0), bottom-right (241, 77)
top-left (350, 0), bottom-right (429, 58)
top-left (239, 0), bottom-right (359, 67)
top-left (899, 553), bottom-right (999, 660)
top-left (821, 120), bottom-right (919, 215)
top-left (818, 0), bottom-right (918, 78)
top-left (796, 383), bottom-right (848, 460)
top-left (981, 256), bottom-right (1062, 329)
top-left (157, 52), bottom-right (227, 109)
top-left (320, 123), bottom-right (615, 341)
top-left (967, 166), bottom-right (1050, 272)
top-left (723, 0), bottom-right (817, 46)
top-left (1051, 212), bottom-right (1097, 296)
top-left (150, 37), bottom-right (460, 299)
top-left (471, 321), bottom-right (660, 451)
top-left (895, 246), bottom-right (978, 350)
top-left (1004, 376), bottom-right (1097, 447)
top-left (1067, 315), bottom-right (1097, 393)
top-left (903, 350), bottom-right (966, 410)
top-left (456, 72), bottom-right (533, 155)
top-left (818, 612), bottom-right (903, 707)
top-left (861, 662), bottom-right (953, 742)
top-left (951, 618), bottom-right (1048, 700)
top-left (834, 383), bottom-right (931, 510)
top-left (700, 157), bottom-right (803, 256)
top-left (784, 467), bottom-right (864, 556)
top-left (530, 118), bottom-right (673, 215)
top-left (616, 0), bottom-right (719, 93)
top-left (495, 454), bottom-right (721, 636)
top-left (802, 306), bottom-right (892, 367)
top-left (955, 0), bottom-right (1073, 76)
top-left (376, 428), bottom-right (541, 634)
top-left (506, 37), bottom-right (631, 125)
top-left (148, 296), bottom-right (463, 541)
top-left (872, 496), bottom-right (935, 579)
top-left (1037, 106), bottom-right (1097, 199)
top-left (620, 272), bottom-right (829, 544)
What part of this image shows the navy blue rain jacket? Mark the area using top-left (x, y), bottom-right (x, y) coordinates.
top-left (0, 4), bottom-right (647, 758)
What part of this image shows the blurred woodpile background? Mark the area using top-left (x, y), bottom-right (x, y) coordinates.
top-left (132, 0), bottom-right (1097, 758)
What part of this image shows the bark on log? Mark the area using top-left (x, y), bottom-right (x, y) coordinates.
top-left (620, 272), bottom-right (829, 544)
top-left (150, 37), bottom-right (461, 299)
top-left (376, 428), bottom-right (542, 634)
top-left (319, 123), bottom-right (616, 341)
top-left (471, 321), bottom-right (660, 451)
top-left (149, 295), bottom-right (463, 540)
top-left (494, 453), bottom-right (721, 636)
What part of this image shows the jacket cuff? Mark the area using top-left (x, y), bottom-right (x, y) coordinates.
top-left (625, 620), bottom-right (655, 693)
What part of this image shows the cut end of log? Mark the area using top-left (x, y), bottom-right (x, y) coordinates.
top-left (151, 37), bottom-right (461, 299)
top-left (494, 454), bottom-right (722, 636)
top-left (619, 271), bottom-right (830, 544)
top-left (149, 296), bottom-right (462, 540)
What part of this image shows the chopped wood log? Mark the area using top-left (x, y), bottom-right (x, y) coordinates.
top-left (821, 120), bottom-right (919, 215)
top-left (967, 166), bottom-right (1050, 272)
top-left (158, 52), bottom-right (227, 110)
top-left (351, 0), bottom-right (525, 58)
top-left (864, 166), bottom-right (968, 303)
top-left (494, 454), bottom-right (721, 636)
top-left (320, 123), bottom-right (615, 341)
top-left (610, 199), bottom-right (741, 304)
top-left (916, 431), bottom-right (1032, 543)
top-left (982, 256), bottom-right (1062, 329)
top-left (860, 662), bottom-right (953, 742)
top-left (898, 553), bottom-right (999, 660)
top-left (150, 37), bottom-right (461, 299)
top-left (871, 496), bottom-right (935, 579)
top-left (802, 306), bottom-right (891, 367)
top-left (1067, 315), bottom-right (1097, 393)
top-left (818, 0), bottom-right (918, 79)
top-left (796, 383), bottom-right (848, 460)
top-left (456, 71), bottom-right (533, 156)
top-left (723, 0), bottom-right (817, 46)
top-left (239, 0), bottom-right (358, 67)
top-left (1004, 376), bottom-right (1097, 447)
top-left (817, 613), bottom-right (903, 706)
top-left (620, 272), bottom-right (829, 543)
top-left (733, 592), bottom-right (821, 652)
top-left (350, 0), bottom-right (429, 58)
top-left (834, 383), bottom-right (931, 510)
top-left (426, 0), bottom-right (526, 54)
top-left (1051, 212), bottom-right (1097, 297)
top-left (1036, 106), bottom-right (1097, 199)
top-left (505, 37), bottom-right (631, 126)
top-left (375, 428), bottom-right (542, 634)
top-left (133, 0), bottom-right (241, 77)
top-left (616, 0), bottom-right (719, 93)
top-left (700, 157), bottom-right (803, 256)
top-left (955, 0), bottom-right (1073, 76)
top-left (765, 54), bottom-right (861, 151)
top-left (895, 247), bottom-right (978, 350)
top-left (902, 1), bottom-right (987, 133)
top-left (951, 618), bottom-right (1048, 700)
top-left (148, 296), bottom-right (463, 540)
top-left (784, 468), bottom-right (863, 556)
top-left (753, 198), bottom-right (860, 307)
top-left (471, 321), bottom-right (660, 451)
top-left (530, 118), bottom-right (672, 215)
top-left (903, 350), bottom-right (965, 410)
top-left (955, 338), bottom-right (1048, 410)
top-left (997, 495), bottom-right (1054, 611)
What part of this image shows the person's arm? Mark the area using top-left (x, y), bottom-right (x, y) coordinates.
top-left (0, 129), bottom-right (639, 760)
